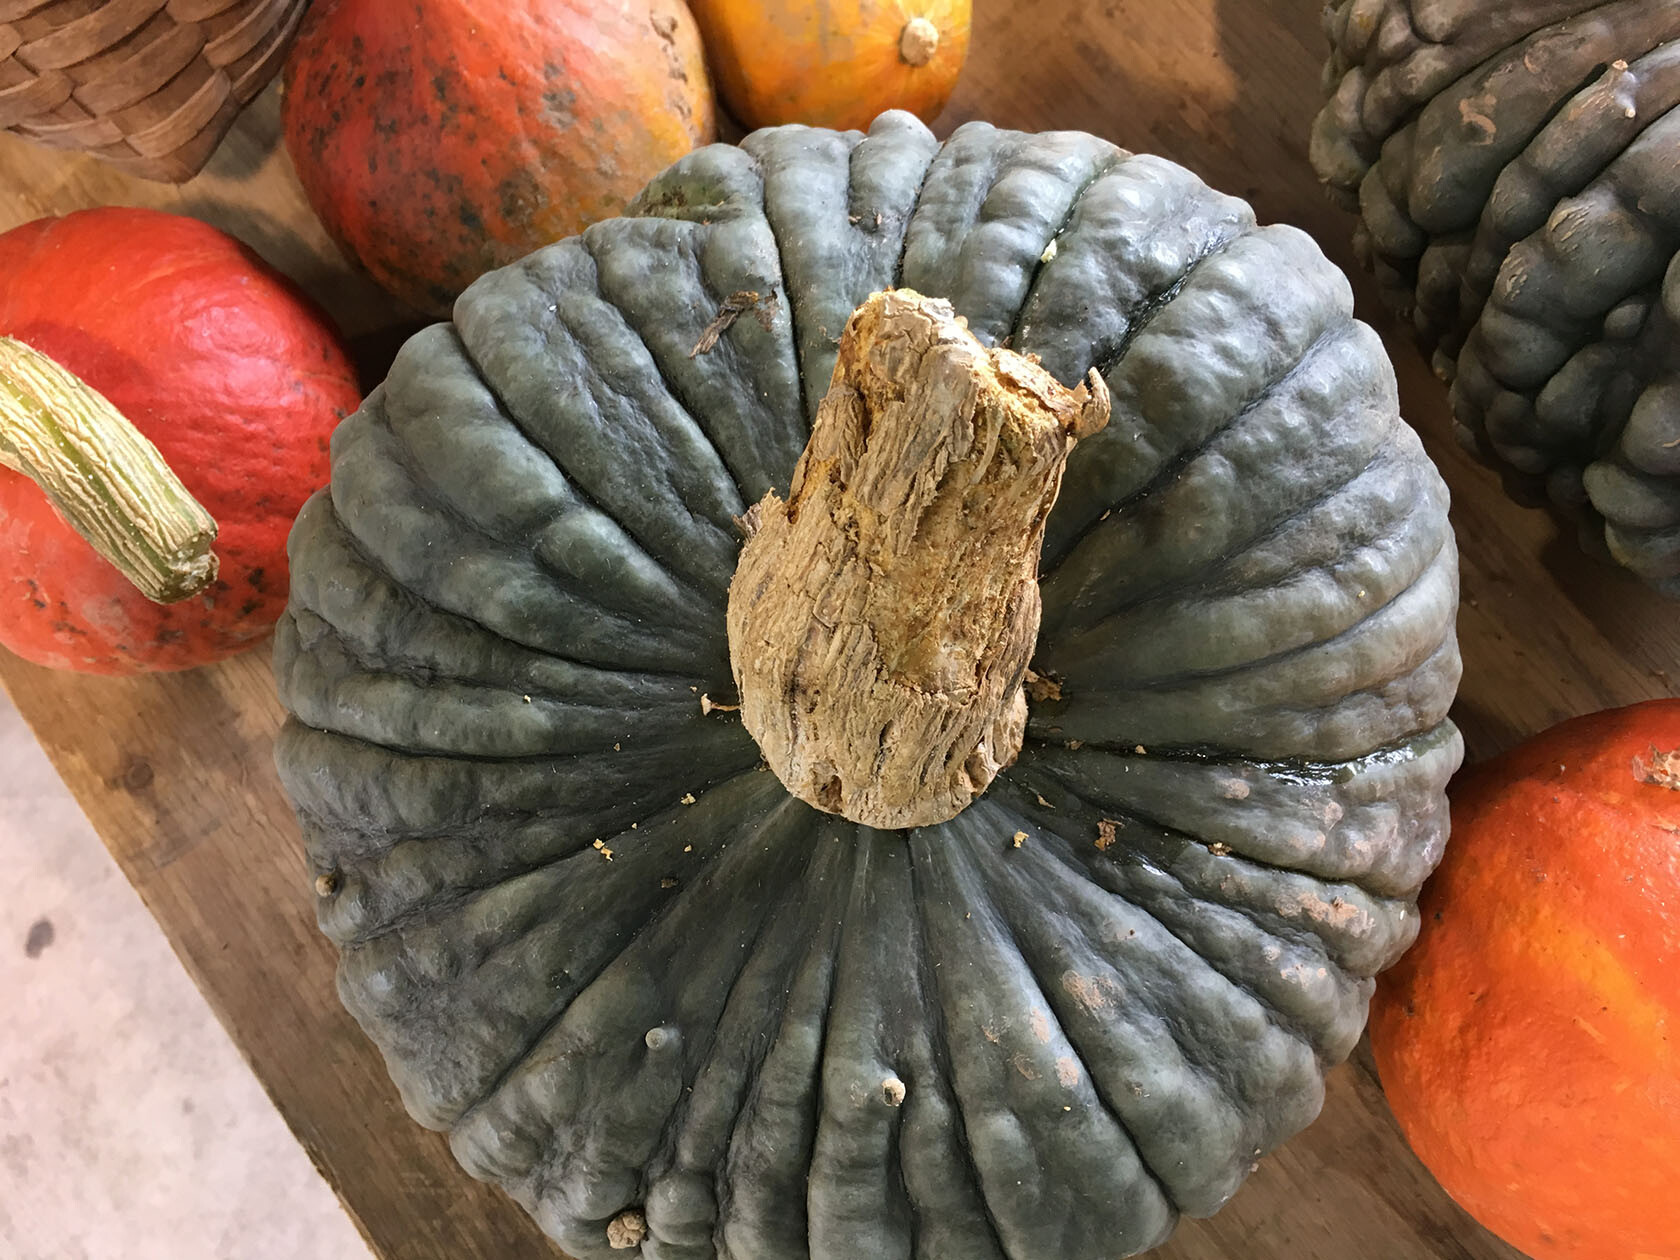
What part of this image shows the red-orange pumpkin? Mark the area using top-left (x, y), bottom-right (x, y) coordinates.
top-left (0, 208), bottom-right (361, 675)
top-left (281, 0), bottom-right (716, 317)
top-left (1372, 700), bottom-right (1680, 1260)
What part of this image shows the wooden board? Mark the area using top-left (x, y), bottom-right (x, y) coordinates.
top-left (1, 1), bottom-right (1673, 1257)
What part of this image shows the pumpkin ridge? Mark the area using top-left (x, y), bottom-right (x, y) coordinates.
top-left (284, 492), bottom-right (727, 688)
top-left (1092, 231), bottom-right (1243, 382)
top-left (802, 831), bottom-right (924, 1253)
top-left (958, 803), bottom-right (1189, 1220)
top-left (1046, 478), bottom-right (1452, 692)
top-left (377, 323), bottom-right (724, 625)
top-left (760, 136), bottom-right (841, 434)
top-left (329, 395), bottom-right (726, 673)
top-left (885, 127), bottom-right (940, 301)
top-left (454, 244), bottom-right (749, 600)
top-left (276, 614), bottom-right (727, 761)
top-left (894, 826), bottom-right (1014, 1260)
top-left (899, 128), bottom-right (1127, 350)
top-left (732, 115), bottom-right (944, 431)
top-left (737, 125), bottom-right (866, 434)
top-left (281, 602), bottom-right (714, 713)
top-left (1012, 156), bottom-right (1254, 390)
top-left (1004, 151), bottom-right (1132, 351)
top-left (471, 795), bottom-right (824, 1238)
top-left (1041, 379), bottom-right (1417, 635)
top-left (283, 724), bottom-right (764, 954)
top-left (579, 231), bottom-right (758, 512)
top-left (1050, 318), bottom-right (1353, 587)
top-left (1044, 226), bottom-right (1350, 565)
top-left (408, 774), bottom-right (806, 1134)
top-left (701, 826), bottom-right (850, 1254)
top-left (1075, 835), bottom-right (1354, 1066)
top-left (1468, 47), bottom-right (1680, 305)
top-left (1003, 780), bottom-right (1393, 993)
top-left (968, 794), bottom-right (1301, 1215)
top-left (708, 829), bottom-right (853, 1243)
top-left (1000, 767), bottom-right (1411, 933)
top-left (912, 811), bottom-right (1179, 1254)
top-left (1010, 721), bottom-right (1460, 898)
top-left (577, 217), bottom-right (807, 505)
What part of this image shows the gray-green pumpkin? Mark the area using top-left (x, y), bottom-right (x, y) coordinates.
top-left (273, 113), bottom-right (1463, 1260)
top-left (1313, 0), bottom-right (1680, 595)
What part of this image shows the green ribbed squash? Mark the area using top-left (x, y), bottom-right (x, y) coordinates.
top-left (1313, 0), bottom-right (1680, 595)
top-left (273, 113), bottom-right (1463, 1260)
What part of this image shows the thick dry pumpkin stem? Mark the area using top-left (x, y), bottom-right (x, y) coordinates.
top-left (0, 336), bottom-right (217, 604)
top-left (726, 289), bottom-right (1108, 829)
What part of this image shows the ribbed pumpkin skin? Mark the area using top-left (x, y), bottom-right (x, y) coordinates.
top-left (1312, 2), bottom-right (1680, 596)
top-left (281, 0), bottom-right (716, 317)
top-left (0, 208), bottom-right (360, 675)
top-left (688, 0), bottom-right (970, 130)
top-left (1371, 700), bottom-right (1680, 1260)
top-left (274, 114), bottom-right (1462, 1260)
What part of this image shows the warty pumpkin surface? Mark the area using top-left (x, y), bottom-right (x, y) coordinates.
top-left (1312, 0), bottom-right (1680, 596)
top-left (274, 112), bottom-right (1464, 1260)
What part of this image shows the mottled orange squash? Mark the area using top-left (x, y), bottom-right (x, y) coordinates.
top-left (1372, 700), bottom-right (1680, 1260)
top-left (688, 0), bottom-right (970, 131)
top-left (281, 0), bottom-right (715, 317)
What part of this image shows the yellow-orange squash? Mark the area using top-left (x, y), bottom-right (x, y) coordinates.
top-left (687, 0), bottom-right (970, 131)
top-left (1371, 700), bottom-right (1680, 1260)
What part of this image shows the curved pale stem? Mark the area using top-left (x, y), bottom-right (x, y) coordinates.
top-left (0, 336), bottom-right (218, 604)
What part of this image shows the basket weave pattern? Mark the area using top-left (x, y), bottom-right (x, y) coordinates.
top-left (0, 0), bottom-right (308, 182)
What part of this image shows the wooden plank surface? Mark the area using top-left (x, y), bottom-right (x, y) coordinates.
top-left (1, 1), bottom-right (1673, 1257)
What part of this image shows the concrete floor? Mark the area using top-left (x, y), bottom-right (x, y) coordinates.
top-left (0, 688), bottom-right (373, 1260)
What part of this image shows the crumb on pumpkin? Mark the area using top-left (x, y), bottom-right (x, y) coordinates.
top-left (1024, 668), bottom-right (1061, 702)
top-left (606, 1209), bottom-right (647, 1250)
top-left (1633, 746), bottom-right (1680, 789)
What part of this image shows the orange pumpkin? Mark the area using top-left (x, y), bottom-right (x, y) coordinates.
top-left (281, 0), bottom-right (716, 317)
top-left (687, 0), bottom-right (970, 132)
top-left (1371, 700), bottom-right (1680, 1260)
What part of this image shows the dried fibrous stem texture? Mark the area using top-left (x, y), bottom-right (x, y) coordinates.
top-left (726, 288), bottom-right (1108, 829)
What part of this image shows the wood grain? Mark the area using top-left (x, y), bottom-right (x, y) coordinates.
top-left (0, 2), bottom-right (1672, 1258)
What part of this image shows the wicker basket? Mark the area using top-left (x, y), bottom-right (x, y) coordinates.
top-left (0, 0), bottom-right (310, 183)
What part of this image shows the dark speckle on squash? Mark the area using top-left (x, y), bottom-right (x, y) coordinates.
top-left (23, 918), bottom-right (53, 959)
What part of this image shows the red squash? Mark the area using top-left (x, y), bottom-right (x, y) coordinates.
top-left (0, 207), bottom-right (362, 675)
top-left (281, 0), bottom-right (716, 317)
top-left (1371, 700), bottom-right (1680, 1260)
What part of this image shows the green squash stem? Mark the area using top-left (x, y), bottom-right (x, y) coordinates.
top-left (0, 336), bottom-right (218, 604)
